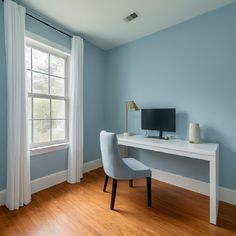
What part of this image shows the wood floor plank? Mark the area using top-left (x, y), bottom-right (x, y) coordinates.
top-left (0, 168), bottom-right (235, 236)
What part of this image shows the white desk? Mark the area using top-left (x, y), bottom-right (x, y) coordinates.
top-left (117, 134), bottom-right (219, 225)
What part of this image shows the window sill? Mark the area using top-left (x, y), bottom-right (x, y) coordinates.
top-left (30, 143), bottom-right (69, 157)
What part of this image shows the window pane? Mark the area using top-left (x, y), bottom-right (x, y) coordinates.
top-left (50, 55), bottom-right (65, 77)
top-left (32, 48), bottom-right (49, 73)
top-left (32, 72), bottom-right (49, 94)
top-left (33, 120), bottom-right (50, 143)
top-left (25, 47), bottom-right (31, 70)
top-left (52, 120), bottom-right (65, 141)
top-left (50, 76), bottom-right (64, 96)
top-left (26, 70), bottom-right (31, 93)
top-left (33, 98), bottom-right (50, 119)
top-left (28, 97), bottom-right (32, 119)
top-left (51, 99), bottom-right (65, 119)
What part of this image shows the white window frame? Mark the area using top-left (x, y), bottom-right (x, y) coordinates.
top-left (26, 37), bottom-right (70, 152)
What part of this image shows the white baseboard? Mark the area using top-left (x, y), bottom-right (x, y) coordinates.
top-left (31, 170), bottom-right (68, 194)
top-left (219, 187), bottom-right (236, 206)
top-left (83, 158), bottom-right (102, 173)
top-left (0, 158), bottom-right (102, 206)
top-left (32, 158), bottom-right (102, 194)
top-left (151, 169), bottom-right (209, 195)
top-left (151, 168), bottom-right (236, 205)
top-left (1, 162), bottom-right (235, 207)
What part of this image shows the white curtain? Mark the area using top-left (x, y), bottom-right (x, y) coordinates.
top-left (4, 0), bottom-right (31, 210)
top-left (67, 36), bottom-right (84, 183)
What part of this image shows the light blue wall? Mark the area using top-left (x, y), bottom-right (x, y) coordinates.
top-left (31, 149), bottom-right (68, 180)
top-left (0, 3), bottom-right (105, 188)
top-left (105, 3), bottom-right (236, 190)
top-left (84, 41), bottom-right (105, 163)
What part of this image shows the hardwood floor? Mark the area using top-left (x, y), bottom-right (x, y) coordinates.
top-left (0, 168), bottom-right (236, 236)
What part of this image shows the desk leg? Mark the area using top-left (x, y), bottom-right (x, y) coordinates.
top-left (209, 149), bottom-right (219, 224)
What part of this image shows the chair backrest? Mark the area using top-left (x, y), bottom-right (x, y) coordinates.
top-left (100, 131), bottom-right (133, 179)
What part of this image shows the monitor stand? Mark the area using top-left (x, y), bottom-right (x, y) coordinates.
top-left (146, 131), bottom-right (164, 139)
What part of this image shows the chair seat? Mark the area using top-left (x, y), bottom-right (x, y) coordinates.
top-left (122, 158), bottom-right (151, 179)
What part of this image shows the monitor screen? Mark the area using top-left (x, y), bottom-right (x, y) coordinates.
top-left (141, 108), bottom-right (176, 132)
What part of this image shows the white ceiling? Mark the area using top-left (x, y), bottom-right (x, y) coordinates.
top-left (20, 0), bottom-right (235, 50)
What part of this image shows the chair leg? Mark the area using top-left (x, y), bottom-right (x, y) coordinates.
top-left (103, 175), bottom-right (109, 192)
top-left (129, 179), bottom-right (133, 187)
top-left (110, 179), bottom-right (117, 210)
top-left (146, 177), bottom-right (152, 207)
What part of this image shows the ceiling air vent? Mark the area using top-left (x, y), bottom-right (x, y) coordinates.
top-left (124, 12), bottom-right (139, 22)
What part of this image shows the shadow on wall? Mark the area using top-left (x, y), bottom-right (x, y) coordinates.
top-left (202, 126), bottom-right (225, 143)
top-left (176, 112), bottom-right (189, 139)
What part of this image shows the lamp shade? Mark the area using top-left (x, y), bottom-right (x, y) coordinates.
top-left (126, 101), bottom-right (139, 111)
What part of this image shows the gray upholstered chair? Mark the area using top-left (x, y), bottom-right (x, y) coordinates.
top-left (100, 131), bottom-right (152, 210)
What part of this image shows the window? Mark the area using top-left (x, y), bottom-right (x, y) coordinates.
top-left (26, 39), bottom-right (69, 148)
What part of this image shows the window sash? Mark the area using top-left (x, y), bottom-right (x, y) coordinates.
top-left (26, 38), bottom-right (69, 149)
top-left (28, 94), bottom-right (69, 148)
top-left (27, 68), bottom-right (65, 79)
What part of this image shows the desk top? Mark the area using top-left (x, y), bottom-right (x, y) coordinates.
top-left (117, 134), bottom-right (218, 159)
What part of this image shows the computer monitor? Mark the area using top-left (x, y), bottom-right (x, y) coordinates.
top-left (141, 108), bottom-right (176, 139)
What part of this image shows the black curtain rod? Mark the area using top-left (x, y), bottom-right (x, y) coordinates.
top-left (26, 13), bottom-right (72, 38)
top-left (2, 0), bottom-right (73, 38)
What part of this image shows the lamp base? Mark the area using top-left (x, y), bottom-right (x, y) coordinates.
top-left (123, 132), bottom-right (131, 136)
top-left (123, 132), bottom-right (136, 136)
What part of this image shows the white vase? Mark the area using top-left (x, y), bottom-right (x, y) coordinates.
top-left (189, 123), bottom-right (200, 144)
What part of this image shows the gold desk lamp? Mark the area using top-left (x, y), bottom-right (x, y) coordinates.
top-left (123, 101), bottom-right (139, 136)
